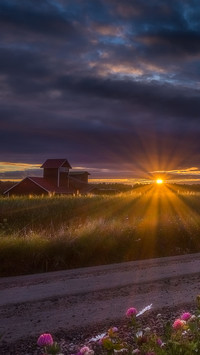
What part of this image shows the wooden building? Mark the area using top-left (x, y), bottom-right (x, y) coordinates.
top-left (41, 159), bottom-right (71, 189)
top-left (3, 159), bottom-right (91, 196)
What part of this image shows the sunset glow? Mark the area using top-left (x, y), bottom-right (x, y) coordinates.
top-left (156, 179), bottom-right (163, 184)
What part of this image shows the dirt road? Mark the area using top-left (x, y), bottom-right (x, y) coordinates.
top-left (1, 253), bottom-right (200, 344)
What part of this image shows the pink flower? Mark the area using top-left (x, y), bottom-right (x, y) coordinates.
top-left (37, 333), bottom-right (53, 347)
top-left (80, 346), bottom-right (90, 353)
top-left (108, 327), bottom-right (118, 337)
top-left (79, 346), bottom-right (94, 355)
top-left (172, 319), bottom-right (186, 330)
top-left (111, 326), bottom-right (118, 332)
top-left (181, 312), bottom-right (192, 321)
top-left (126, 307), bottom-right (137, 317)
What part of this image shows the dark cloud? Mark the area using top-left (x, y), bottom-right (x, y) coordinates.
top-left (137, 30), bottom-right (200, 60)
top-left (0, 47), bottom-right (50, 77)
top-left (0, 0), bottom-right (78, 37)
top-left (55, 75), bottom-right (200, 121)
top-left (0, 0), bottom-right (200, 179)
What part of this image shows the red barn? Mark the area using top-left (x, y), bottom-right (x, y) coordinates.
top-left (3, 159), bottom-right (91, 196)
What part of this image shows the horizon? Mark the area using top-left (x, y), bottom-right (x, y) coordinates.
top-left (1, 160), bottom-right (200, 185)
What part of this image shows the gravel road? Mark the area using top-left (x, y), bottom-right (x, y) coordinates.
top-left (0, 253), bottom-right (200, 352)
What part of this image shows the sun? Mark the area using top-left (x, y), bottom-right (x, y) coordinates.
top-left (156, 178), bottom-right (163, 184)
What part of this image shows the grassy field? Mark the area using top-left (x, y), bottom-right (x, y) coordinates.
top-left (1, 183), bottom-right (200, 276)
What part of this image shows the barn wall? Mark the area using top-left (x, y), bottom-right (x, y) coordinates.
top-left (43, 168), bottom-right (58, 184)
top-left (59, 172), bottom-right (69, 187)
top-left (69, 178), bottom-right (88, 190)
top-left (70, 173), bottom-right (88, 183)
top-left (7, 179), bottom-right (48, 196)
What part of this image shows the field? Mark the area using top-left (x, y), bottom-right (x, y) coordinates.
top-left (1, 183), bottom-right (200, 276)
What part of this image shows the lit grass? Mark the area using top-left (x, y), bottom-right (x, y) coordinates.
top-left (1, 185), bottom-right (200, 276)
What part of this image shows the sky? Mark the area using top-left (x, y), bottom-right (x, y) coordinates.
top-left (1, 0), bottom-right (200, 182)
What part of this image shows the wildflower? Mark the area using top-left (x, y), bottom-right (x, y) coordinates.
top-left (136, 331), bottom-right (143, 338)
top-left (157, 338), bottom-right (164, 347)
top-left (110, 326), bottom-right (118, 333)
top-left (182, 330), bottom-right (189, 336)
top-left (135, 331), bottom-right (147, 345)
top-left (180, 312), bottom-right (191, 321)
top-left (108, 327), bottom-right (118, 337)
top-left (132, 350), bottom-right (140, 354)
top-left (37, 333), bottom-right (53, 347)
top-left (172, 318), bottom-right (186, 330)
top-left (79, 346), bottom-right (94, 355)
top-left (126, 307), bottom-right (137, 318)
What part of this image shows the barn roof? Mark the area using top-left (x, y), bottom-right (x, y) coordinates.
top-left (3, 175), bottom-right (93, 195)
top-left (3, 177), bottom-right (70, 195)
top-left (3, 177), bottom-right (51, 195)
top-left (29, 177), bottom-right (76, 194)
top-left (40, 159), bottom-right (72, 169)
top-left (30, 177), bottom-right (93, 194)
top-left (29, 177), bottom-right (55, 192)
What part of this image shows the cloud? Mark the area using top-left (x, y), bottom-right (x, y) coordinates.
top-left (0, 0), bottom-right (200, 179)
top-left (0, 0), bottom-right (78, 38)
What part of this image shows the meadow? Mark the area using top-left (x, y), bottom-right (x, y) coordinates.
top-left (1, 183), bottom-right (200, 276)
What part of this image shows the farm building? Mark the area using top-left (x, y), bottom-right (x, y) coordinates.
top-left (3, 159), bottom-right (91, 196)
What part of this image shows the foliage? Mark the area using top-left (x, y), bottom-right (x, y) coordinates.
top-left (1, 185), bottom-right (200, 276)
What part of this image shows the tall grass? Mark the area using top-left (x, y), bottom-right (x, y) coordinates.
top-left (1, 185), bottom-right (200, 276)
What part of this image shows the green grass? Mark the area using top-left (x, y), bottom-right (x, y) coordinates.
top-left (1, 184), bottom-right (200, 276)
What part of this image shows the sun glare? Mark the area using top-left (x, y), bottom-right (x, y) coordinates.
top-left (156, 178), bottom-right (163, 184)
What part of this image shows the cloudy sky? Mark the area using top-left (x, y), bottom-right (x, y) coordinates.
top-left (1, 0), bottom-right (200, 181)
